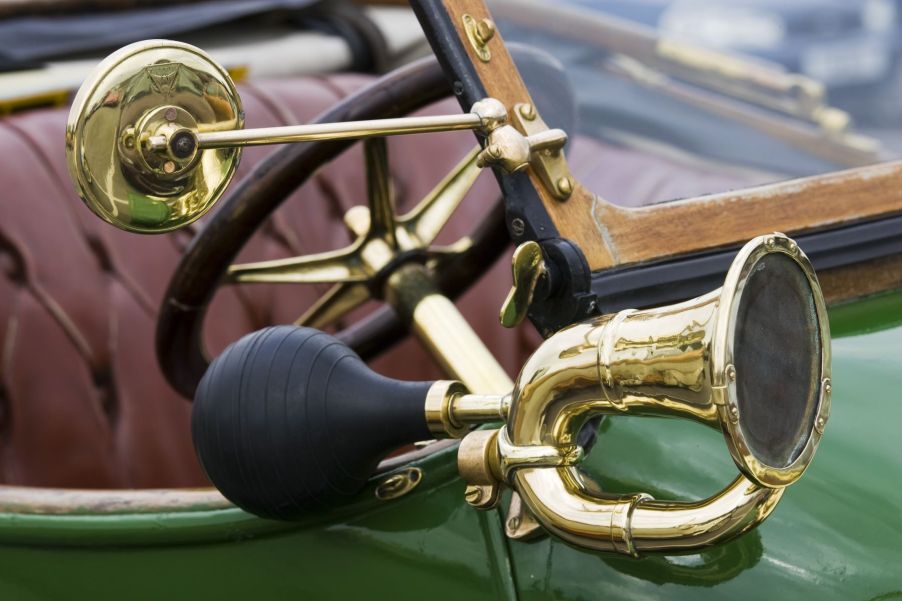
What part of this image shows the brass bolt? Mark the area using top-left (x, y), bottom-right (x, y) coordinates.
top-left (518, 104), bottom-right (536, 121)
top-left (475, 19), bottom-right (496, 45)
top-left (788, 241), bottom-right (799, 255)
top-left (824, 381), bottom-right (832, 395)
top-left (557, 176), bottom-right (573, 197)
top-left (817, 417), bottom-right (826, 430)
top-left (765, 237), bottom-right (775, 249)
top-left (729, 405), bottom-right (740, 421)
top-left (726, 364), bottom-right (736, 381)
top-left (507, 516), bottom-right (521, 531)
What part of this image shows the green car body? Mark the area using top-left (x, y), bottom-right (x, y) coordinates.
top-left (1, 291), bottom-right (899, 600)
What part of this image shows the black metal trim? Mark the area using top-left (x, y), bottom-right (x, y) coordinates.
top-left (590, 213), bottom-right (902, 314)
top-left (409, 1), bottom-right (559, 244)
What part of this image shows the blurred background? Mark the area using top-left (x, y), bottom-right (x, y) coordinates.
top-left (3, 0), bottom-right (902, 188)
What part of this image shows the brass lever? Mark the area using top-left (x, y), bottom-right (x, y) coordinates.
top-left (499, 241), bottom-right (548, 328)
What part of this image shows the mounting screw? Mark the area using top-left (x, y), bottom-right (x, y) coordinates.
top-left (556, 176), bottom-right (573, 198)
top-left (507, 516), bottom-right (521, 531)
top-left (163, 161), bottom-right (176, 174)
top-left (511, 217), bottom-right (526, 237)
top-left (164, 107), bottom-right (178, 122)
top-left (518, 104), bottom-right (536, 121)
top-left (726, 364), bottom-right (736, 381)
top-left (464, 486), bottom-right (483, 505)
top-left (729, 405), bottom-right (740, 422)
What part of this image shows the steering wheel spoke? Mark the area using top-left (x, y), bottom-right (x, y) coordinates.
top-left (364, 138), bottom-right (399, 248)
top-left (228, 244), bottom-right (369, 284)
top-left (295, 282), bottom-right (371, 329)
top-left (399, 146), bottom-right (482, 248)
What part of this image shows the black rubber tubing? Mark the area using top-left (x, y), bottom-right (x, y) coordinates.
top-left (192, 325), bottom-right (435, 519)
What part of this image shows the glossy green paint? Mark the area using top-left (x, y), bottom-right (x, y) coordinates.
top-left (0, 292), bottom-right (899, 600)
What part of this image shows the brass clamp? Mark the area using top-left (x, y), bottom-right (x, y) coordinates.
top-left (456, 427), bottom-right (584, 511)
top-left (496, 427), bottom-right (584, 480)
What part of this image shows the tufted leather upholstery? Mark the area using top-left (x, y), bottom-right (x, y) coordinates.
top-left (0, 74), bottom-right (757, 489)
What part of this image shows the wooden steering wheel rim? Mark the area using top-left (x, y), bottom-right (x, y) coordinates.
top-left (156, 55), bottom-right (509, 399)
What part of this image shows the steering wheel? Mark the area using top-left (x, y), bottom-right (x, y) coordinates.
top-left (154, 55), bottom-right (505, 399)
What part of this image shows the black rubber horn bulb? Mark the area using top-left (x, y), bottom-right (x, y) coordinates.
top-left (192, 326), bottom-right (435, 520)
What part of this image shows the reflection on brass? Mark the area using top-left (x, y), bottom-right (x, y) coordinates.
top-left (446, 234), bottom-right (830, 555)
top-left (66, 40), bottom-right (243, 233)
top-left (374, 468), bottom-right (423, 501)
top-left (499, 241), bottom-right (547, 328)
top-left (462, 13), bottom-right (494, 62)
top-left (509, 103), bottom-right (573, 201)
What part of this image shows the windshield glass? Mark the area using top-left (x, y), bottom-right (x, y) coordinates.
top-left (491, 0), bottom-right (901, 206)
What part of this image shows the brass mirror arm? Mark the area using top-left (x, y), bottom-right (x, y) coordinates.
top-left (146, 98), bottom-right (509, 151)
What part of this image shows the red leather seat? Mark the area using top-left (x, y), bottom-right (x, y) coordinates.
top-left (0, 74), bottom-right (757, 489)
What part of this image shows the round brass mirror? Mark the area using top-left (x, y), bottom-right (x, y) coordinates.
top-left (65, 40), bottom-right (243, 234)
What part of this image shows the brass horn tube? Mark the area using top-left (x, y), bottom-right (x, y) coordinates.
top-left (508, 290), bottom-right (724, 451)
top-left (514, 469), bottom-right (781, 556)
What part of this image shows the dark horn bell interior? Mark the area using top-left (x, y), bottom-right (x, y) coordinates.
top-left (733, 253), bottom-right (823, 469)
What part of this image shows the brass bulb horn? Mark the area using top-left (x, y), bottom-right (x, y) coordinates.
top-left (453, 232), bottom-right (831, 555)
top-left (191, 233), bottom-right (829, 556)
top-left (66, 40), bottom-right (562, 234)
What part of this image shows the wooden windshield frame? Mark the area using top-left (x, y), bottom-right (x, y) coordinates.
top-left (412, 0), bottom-right (902, 274)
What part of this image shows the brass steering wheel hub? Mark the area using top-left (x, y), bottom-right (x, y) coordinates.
top-left (65, 40), bottom-right (243, 233)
